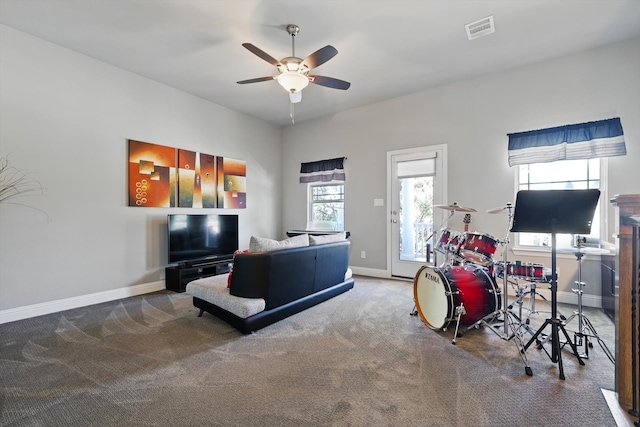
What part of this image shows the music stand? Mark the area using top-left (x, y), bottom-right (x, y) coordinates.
top-left (511, 189), bottom-right (600, 380)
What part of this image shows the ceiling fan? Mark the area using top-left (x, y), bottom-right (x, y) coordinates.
top-left (237, 24), bottom-right (350, 123)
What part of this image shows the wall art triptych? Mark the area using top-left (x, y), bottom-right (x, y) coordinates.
top-left (128, 139), bottom-right (246, 208)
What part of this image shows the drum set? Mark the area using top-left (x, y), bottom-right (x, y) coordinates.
top-left (411, 202), bottom-right (554, 375)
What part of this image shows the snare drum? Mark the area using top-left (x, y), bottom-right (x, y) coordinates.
top-left (505, 261), bottom-right (550, 281)
top-left (435, 228), bottom-right (462, 256)
top-left (413, 265), bottom-right (501, 330)
top-left (459, 232), bottom-right (499, 265)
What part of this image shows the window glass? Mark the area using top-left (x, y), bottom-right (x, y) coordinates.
top-left (516, 158), bottom-right (602, 249)
top-left (309, 183), bottom-right (344, 231)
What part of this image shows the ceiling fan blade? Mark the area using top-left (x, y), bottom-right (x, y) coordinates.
top-left (237, 76), bottom-right (276, 84)
top-left (242, 43), bottom-right (281, 66)
top-left (301, 45), bottom-right (338, 69)
top-left (309, 75), bottom-right (351, 90)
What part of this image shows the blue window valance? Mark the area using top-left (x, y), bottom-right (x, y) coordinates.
top-left (299, 157), bottom-right (346, 183)
top-left (507, 117), bottom-right (626, 166)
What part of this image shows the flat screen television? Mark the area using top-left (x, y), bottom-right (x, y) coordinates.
top-left (168, 214), bottom-right (238, 265)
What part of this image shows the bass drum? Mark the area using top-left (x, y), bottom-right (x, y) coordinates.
top-left (413, 265), bottom-right (501, 330)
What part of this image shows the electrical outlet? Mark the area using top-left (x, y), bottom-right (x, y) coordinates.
top-left (361, 251), bottom-right (366, 259)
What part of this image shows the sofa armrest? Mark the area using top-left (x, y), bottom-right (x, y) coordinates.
top-left (229, 253), bottom-right (270, 299)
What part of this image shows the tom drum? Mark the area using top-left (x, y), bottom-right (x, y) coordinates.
top-left (435, 228), bottom-right (462, 256)
top-left (459, 232), bottom-right (499, 265)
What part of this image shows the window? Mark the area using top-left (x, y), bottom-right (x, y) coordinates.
top-left (515, 158), bottom-right (604, 250)
top-left (308, 183), bottom-right (344, 231)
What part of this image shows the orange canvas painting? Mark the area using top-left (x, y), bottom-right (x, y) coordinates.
top-left (128, 140), bottom-right (176, 207)
top-left (177, 149), bottom-right (216, 208)
top-left (217, 156), bottom-right (246, 209)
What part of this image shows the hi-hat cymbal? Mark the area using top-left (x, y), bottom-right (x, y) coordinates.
top-left (434, 203), bottom-right (476, 212)
top-left (486, 203), bottom-right (513, 214)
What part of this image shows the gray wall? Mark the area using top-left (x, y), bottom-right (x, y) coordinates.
top-left (1, 23), bottom-right (638, 318)
top-left (0, 25), bottom-right (282, 314)
top-left (281, 37), bottom-right (640, 302)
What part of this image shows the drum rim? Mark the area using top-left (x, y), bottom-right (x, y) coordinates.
top-left (413, 266), bottom-right (453, 330)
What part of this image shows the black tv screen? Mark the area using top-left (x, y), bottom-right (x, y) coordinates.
top-left (168, 214), bottom-right (238, 264)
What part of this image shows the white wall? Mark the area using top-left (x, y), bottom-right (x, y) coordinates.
top-left (281, 37), bottom-right (640, 301)
top-left (0, 25), bottom-right (282, 317)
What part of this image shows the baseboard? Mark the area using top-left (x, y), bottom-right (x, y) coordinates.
top-left (0, 281), bottom-right (166, 324)
top-left (349, 266), bottom-right (389, 278)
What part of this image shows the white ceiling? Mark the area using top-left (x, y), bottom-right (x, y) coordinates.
top-left (1, 0), bottom-right (639, 127)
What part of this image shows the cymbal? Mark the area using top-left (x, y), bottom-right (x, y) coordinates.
top-left (434, 203), bottom-right (476, 212)
top-left (486, 203), bottom-right (513, 214)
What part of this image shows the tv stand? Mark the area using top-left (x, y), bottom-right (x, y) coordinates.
top-left (165, 258), bottom-right (233, 293)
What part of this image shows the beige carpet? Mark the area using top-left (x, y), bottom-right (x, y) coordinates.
top-left (0, 275), bottom-right (619, 426)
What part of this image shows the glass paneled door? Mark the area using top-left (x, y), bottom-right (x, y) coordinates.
top-left (388, 146), bottom-right (446, 278)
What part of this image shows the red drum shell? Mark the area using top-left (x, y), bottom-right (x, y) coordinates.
top-left (506, 262), bottom-right (548, 280)
top-left (435, 228), bottom-right (462, 256)
top-left (413, 265), bottom-right (501, 330)
top-left (459, 232), bottom-right (499, 265)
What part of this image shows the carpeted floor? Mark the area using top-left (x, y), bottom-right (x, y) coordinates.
top-left (0, 275), bottom-right (619, 426)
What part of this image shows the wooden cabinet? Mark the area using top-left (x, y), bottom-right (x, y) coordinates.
top-left (601, 253), bottom-right (616, 321)
top-left (165, 260), bottom-right (232, 293)
top-left (610, 194), bottom-right (640, 414)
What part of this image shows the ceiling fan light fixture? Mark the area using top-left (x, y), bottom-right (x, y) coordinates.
top-left (289, 91), bottom-right (302, 104)
top-left (277, 71), bottom-right (309, 93)
top-left (282, 57), bottom-right (302, 72)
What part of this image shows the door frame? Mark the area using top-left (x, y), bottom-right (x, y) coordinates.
top-left (386, 144), bottom-right (447, 278)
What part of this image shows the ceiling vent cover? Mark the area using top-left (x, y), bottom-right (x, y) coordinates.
top-left (465, 15), bottom-right (495, 40)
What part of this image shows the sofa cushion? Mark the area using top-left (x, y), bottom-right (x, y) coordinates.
top-left (249, 234), bottom-right (309, 252)
top-left (309, 232), bottom-right (347, 245)
top-left (186, 274), bottom-right (266, 319)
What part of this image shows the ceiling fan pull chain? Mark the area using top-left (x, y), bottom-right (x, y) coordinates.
top-left (290, 102), bottom-right (295, 125)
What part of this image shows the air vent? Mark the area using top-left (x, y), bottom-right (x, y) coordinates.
top-left (465, 15), bottom-right (495, 40)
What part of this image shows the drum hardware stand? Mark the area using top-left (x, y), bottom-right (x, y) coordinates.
top-left (507, 281), bottom-right (543, 338)
top-left (507, 279), bottom-right (555, 338)
top-left (451, 303), bottom-right (466, 344)
top-left (560, 242), bottom-right (615, 363)
top-left (516, 189), bottom-right (600, 380)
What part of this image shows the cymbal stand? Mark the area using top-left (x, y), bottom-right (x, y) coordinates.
top-left (562, 244), bottom-right (615, 363)
top-left (462, 280), bottom-right (532, 375)
top-left (463, 203), bottom-right (533, 376)
top-left (499, 203), bottom-right (514, 335)
top-left (437, 208), bottom-right (459, 269)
